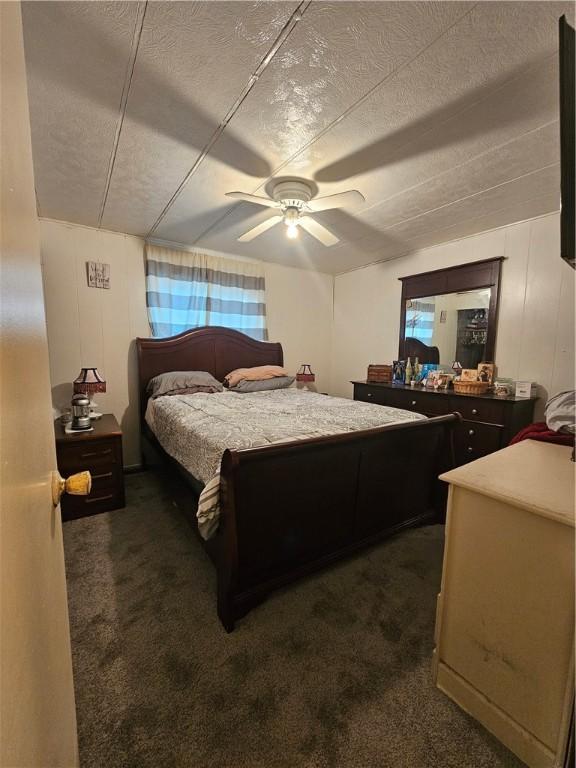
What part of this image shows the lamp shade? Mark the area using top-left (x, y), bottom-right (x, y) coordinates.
top-left (296, 364), bottom-right (315, 383)
top-left (73, 367), bottom-right (106, 395)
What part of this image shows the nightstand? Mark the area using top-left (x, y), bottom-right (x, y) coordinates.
top-left (54, 413), bottom-right (125, 521)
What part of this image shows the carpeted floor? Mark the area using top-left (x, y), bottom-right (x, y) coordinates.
top-left (63, 471), bottom-right (524, 768)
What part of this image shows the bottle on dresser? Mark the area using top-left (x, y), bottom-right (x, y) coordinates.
top-left (405, 357), bottom-right (413, 384)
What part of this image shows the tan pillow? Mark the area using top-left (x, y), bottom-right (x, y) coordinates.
top-left (225, 365), bottom-right (288, 389)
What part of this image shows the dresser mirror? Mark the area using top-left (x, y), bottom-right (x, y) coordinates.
top-left (398, 258), bottom-right (503, 368)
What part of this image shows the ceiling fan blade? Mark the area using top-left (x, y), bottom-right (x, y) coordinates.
top-left (238, 215), bottom-right (283, 242)
top-left (307, 190), bottom-right (365, 212)
top-left (225, 191), bottom-right (278, 208)
top-left (299, 217), bottom-right (340, 247)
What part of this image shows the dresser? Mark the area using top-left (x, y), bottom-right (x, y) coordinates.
top-left (55, 413), bottom-right (125, 521)
top-left (352, 381), bottom-right (536, 466)
top-left (433, 441), bottom-right (574, 768)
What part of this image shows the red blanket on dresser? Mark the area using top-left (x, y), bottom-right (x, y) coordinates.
top-left (510, 422), bottom-right (575, 447)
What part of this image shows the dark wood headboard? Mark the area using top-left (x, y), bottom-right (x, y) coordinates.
top-left (136, 326), bottom-right (284, 415)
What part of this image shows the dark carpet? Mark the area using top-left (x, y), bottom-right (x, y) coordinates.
top-left (63, 471), bottom-right (524, 768)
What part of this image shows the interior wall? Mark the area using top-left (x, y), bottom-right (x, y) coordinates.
top-left (40, 219), bottom-right (334, 467)
top-left (331, 213), bottom-right (574, 419)
top-left (41, 211), bottom-right (573, 462)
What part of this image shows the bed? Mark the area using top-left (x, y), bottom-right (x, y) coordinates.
top-left (137, 326), bottom-right (459, 631)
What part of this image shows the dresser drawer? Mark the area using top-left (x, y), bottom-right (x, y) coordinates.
top-left (371, 387), bottom-right (449, 415)
top-left (392, 390), bottom-right (449, 416)
top-left (354, 383), bottom-right (389, 405)
top-left (57, 438), bottom-right (121, 473)
top-left (354, 383), bottom-right (446, 415)
top-left (452, 398), bottom-right (506, 425)
top-left (455, 421), bottom-right (503, 463)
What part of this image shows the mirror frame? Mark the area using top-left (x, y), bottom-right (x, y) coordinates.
top-left (398, 257), bottom-right (504, 363)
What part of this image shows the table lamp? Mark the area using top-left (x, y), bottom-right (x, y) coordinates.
top-left (73, 367), bottom-right (106, 419)
top-left (296, 364), bottom-right (315, 383)
top-left (296, 364), bottom-right (317, 392)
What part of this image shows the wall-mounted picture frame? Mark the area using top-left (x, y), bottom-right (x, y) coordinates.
top-left (87, 261), bottom-right (110, 289)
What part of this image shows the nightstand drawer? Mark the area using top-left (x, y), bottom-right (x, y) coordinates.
top-left (60, 486), bottom-right (125, 521)
top-left (57, 438), bottom-right (120, 473)
top-left (89, 467), bottom-right (122, 491)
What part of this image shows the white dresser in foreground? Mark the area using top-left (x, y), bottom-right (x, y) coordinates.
top-left (433, 440), bottom-right (574, 768)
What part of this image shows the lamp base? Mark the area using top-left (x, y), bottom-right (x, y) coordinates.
top-left (88, 399), bottom-right (103, 419)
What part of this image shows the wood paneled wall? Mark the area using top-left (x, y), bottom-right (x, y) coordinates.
top-left (41, 212), bottom-right (572, 466)
top-left (331, 213), bottom-right (574, 420)
top-left (40, 220), bottom-right (333, 466)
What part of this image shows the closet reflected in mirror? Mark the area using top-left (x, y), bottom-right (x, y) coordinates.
top-left (404, 287), bottom-right (492, 369)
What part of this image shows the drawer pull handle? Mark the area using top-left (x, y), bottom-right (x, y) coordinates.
top-left (411, 400), bottom-right (417, 406)
top-left (85, 494), bottom-right (114, 504)
top-left (92, 471), bottom-right (113, 481)
top-left (81, 448), bottom-right (112, 458)
top-left (367, 393), bottom-right (372, 398)
top-left (471, 408), bottom-right (478, 415)
top-left (467, 446), bottom-right (474, 452)
top-left (468, 429), bottom-right (475, 436)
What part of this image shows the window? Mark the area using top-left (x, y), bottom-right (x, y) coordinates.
top-left (405, 299), bottom-right (435, 343)
top-left (145, 244), bottom-right (268, 341)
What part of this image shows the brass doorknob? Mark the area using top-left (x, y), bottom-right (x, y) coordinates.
top-left (52, 471), bottom-right (92, 506)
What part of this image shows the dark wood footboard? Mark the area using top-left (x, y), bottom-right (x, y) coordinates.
top-left (216, 413), bottom-right (459, 631)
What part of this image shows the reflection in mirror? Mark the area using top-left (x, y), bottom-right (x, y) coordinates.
top-left (404, 288), bottom-right (492, 368)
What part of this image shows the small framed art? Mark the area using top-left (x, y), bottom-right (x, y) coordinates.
top-left (87, 261), bottom-right (110, 289)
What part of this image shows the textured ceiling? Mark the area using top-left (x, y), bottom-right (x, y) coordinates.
top-left (22, 1), bottom-right (574, 274)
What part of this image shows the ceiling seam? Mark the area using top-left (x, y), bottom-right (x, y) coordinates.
top-left (358, 119), bottom-right (560, 219)
top-left (145, 0), bottom-right (311, 239)
top-left (252, 3), bottom-right (481, 189)
top-left (333, 204), bottom-right (559, 277)
top-left (234, 117), bottom-right (559, 262)
top-left (97, 1), bottom-right (148, 229)
top-left (376, 190), bottom-right (559, 248)
top-left (191, 1), bottom-right (480, 245)
top-left (376, 162), bottom-right (560, 235)
top-left (323, 162), bottom-right (558, 262)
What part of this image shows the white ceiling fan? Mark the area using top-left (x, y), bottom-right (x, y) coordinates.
top-left (225, 179), bottom-right (365, 246)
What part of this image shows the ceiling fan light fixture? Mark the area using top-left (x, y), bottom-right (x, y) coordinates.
top-left (227, 178), bottom-right (362, 247)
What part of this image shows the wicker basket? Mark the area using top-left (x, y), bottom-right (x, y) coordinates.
top-left (453, 380), bottom-right (490, 395)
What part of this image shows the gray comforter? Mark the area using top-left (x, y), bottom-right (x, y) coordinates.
top-left (146, 388), bottom-right (424, 539)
